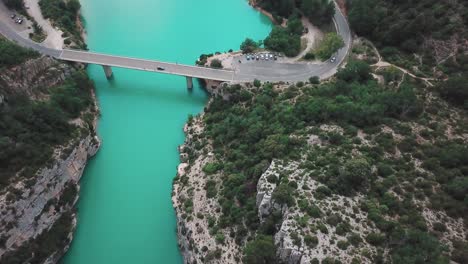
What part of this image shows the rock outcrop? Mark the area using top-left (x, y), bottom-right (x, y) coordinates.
top-left (0, 56), bottom-right (100, 263)
top-left (0, 56), bottom-right (72, 99)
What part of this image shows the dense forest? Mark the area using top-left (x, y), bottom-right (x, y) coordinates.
top-left (0, 71), bottom-right (94, 189)
top-left (348, 0), bottom-right (468, 77)
top-left (0, 38), bottom-right (39, 68)
top-left (258, 0), bottom-right (334, 26)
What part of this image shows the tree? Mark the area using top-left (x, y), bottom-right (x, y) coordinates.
top-left (309, 76), bottom-right (320, 84)
top-left (336, 60), bottom-right (372, 83)
top-left (240, 38), bottom-right (259, 54)
top-left (438, 76), bottom-right (468, 108)
top-left (287, 17), bottom-right (303, 36)
top-left (253, 79), bottom-right (261, 88)
top-left (210, 59), bottom-right (223, 69)
top-left (340, 158), bottom-right (371, 193)
top-left (2, 0), bottom-right (23, 10)
top-left (301, 0), bottom-right (335, 26)
top-left (348, 0), bottom-right (378, 36)
top-left (264, 26), bottom-right (301, 57)
top-left (243, 235), bottom-right (276, 264)
top-left (316, 33), bottom-right (344, 60)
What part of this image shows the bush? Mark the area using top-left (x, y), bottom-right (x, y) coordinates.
top-left (316, 33), bottom-right (344, 61)
top-left (240, 38), bottom-right (259, 54)
top-left (253, 79), bottom-right (261, 88)
top-left (243, 235), bottom-right (276, 264)
top-left (264, 25), bottom-right (301, 57)
top-left (210, 59), bottom-right (223, 69)
top-left (337, 240), bottom-right (350, 250)
top-left (304, 52), bottom-right (315, 60)
top-left (0, 39), bottom-right (39, 68)
top-left (202, 162), bottom-right (222, 174)
top-left (366, 232), bottom-right (385, 246)
top-left (304, 235), bottom-right (319, 248)
top-left (309, 76), bottom-right (320, 84)
top-left (39, 0), bottom-right (81, 34)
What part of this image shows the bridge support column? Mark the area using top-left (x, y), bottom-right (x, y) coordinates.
top-left (102, 65), bottom-right (113, 79)
top-left (186, 76), bottom-right (193, 89)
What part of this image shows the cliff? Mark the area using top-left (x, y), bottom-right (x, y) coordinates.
top-left (0, 55), bottom-right (100, 263)
top-left (173, 74), bottom-right (468, 264)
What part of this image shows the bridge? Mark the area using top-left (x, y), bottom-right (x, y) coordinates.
top-left (0, 2), bottom-right (350, 88)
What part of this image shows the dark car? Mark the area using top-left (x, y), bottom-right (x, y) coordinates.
top-left (157, 67), bottom-right (165, 71)
top-left (11, 14), bottom-right (16, 19)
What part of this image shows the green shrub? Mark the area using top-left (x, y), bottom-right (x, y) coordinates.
top-left (304, 235), bottom-right (319, 248)
top-left (0, 39), bottom-right (39, 68)
top-left (316, 33), bottom-right (344, 61)
top-left (202, 163), bottom-right (222, 174)
top-left (210, 59), bottom-right (223, 69)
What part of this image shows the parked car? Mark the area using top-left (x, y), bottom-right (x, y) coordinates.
top-left (256, 55), bottom-right (259, 60)
top-left (274, 55), bottom-right (278, 60)
top-left (246, 55), bottom-right (251, 60)
top-left (11, 14), bottom-right (16, 19)
top-left (17, 19), bottom-right (23, 24)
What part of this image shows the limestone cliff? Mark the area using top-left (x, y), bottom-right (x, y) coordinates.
top-left (0, 56), bottom-right (100, 263)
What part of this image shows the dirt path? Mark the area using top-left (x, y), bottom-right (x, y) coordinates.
top-left (368, 40), bottom-right (435, 87)
top-left (288, 17), bottom-right (324, 62)
top-left (24, 0), bottom-right (63, 49)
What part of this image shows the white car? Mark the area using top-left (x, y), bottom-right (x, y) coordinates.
top-left (330, 56), bottom-right (336, 63)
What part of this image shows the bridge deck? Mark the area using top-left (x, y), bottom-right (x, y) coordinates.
top-left (60, 50), bottom-right (235, 82)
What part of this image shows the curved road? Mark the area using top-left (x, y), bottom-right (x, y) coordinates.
top-left (0, 2), bottom-right (351, 82)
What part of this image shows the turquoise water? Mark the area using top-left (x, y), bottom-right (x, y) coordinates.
top-left (63, 0), bottom-right (271, 263)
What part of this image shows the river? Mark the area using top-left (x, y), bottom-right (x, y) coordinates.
top-left (63, 0), bottom-right (271, 263)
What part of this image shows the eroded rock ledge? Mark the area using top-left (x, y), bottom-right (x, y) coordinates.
top-left (0, 56), bottom-right (100, 263)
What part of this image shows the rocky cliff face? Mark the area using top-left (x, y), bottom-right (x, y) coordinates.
top-left (0, 56), bottom-right (73, 100)
top-left (173, 114), bottom-right (244, 263)
top-left (0, 56), bottom-right (100, 263)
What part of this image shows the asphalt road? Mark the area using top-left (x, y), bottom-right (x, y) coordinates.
top-left (0, 1), bottom-right (351, 82)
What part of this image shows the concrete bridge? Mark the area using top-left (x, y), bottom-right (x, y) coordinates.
top-left (0, 2), bottom-right (350, 87)
top-left (58, 49), bottom-right (236, 88)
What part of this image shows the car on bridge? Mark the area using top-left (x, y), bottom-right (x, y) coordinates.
top-left (157, 67), bottom-right (165, 71)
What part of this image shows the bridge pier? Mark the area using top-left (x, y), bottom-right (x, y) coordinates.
top-left (186, 76), bottom-right (193, 89)
top-left (102, 65), bottom-right (113, 79)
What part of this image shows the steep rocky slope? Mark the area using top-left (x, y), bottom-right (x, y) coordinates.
top-left (0, 51), bottom-right (100, 263)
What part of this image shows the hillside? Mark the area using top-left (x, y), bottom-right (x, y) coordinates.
top-left (173, 39), bottom-right (468, 264)
top-left (0, 38), bottom-right (99, 263)
top-left (348, 0), bottom-right (468, 80)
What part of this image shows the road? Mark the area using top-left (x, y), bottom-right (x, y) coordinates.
top-left (0, 1), bottom-right (351, 82)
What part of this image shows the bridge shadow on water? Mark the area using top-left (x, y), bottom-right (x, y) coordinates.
top-left (91, 69), bottom-right (208, 106)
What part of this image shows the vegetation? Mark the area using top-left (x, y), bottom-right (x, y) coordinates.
top-left (39, 0), bottom-right (80, 33)
top-left (2, 0), bottom-right (23, 10)
top-left (315, 32), bottom-right (344, 60)
top-left (39, 0), bottom-right (85, 48)
top-left (1, 212), bottom-right (74, 263)
top-left (0, 70), bottom-right (95, 189)
top-left (348, 0), bottom-right (468, 72)
top-left (258, 0), bottom-right (334, 27)
top-left (240, 38), bottom-right (259, 54)
top-left (210, 59), bottom-right (223, 69)
top-left (438, 76), bottom-right (468, 109)
top-left (0, 38), bottom-right (39, 68)
top-left (264, 17), bottom-right (303, 57)
top-left (243, 235), bottom-right (276, 264)
top-left (189, 42), bottom-right (468, 261)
